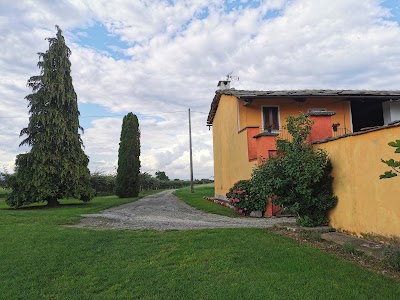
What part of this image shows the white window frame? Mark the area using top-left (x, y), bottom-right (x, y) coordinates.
top-left (261, 105), bottom-right (280, 131)
top-left (348, 101), bottom-right (354, 132)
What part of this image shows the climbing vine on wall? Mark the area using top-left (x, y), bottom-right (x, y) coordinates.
top-left (380, 140), bottom-right (400, 179)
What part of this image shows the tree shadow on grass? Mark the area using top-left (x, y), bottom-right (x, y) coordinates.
top-left (2, 202), bottom-right (89, 211)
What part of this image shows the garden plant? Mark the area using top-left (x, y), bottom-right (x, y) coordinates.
top-left (225, 180), bottom-right (267, 216)
top-left (251, 114), bottom-right (337, 226)
top-left (380, 139), bottom-right (400, 179)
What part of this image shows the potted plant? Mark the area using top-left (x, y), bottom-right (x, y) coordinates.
top-left (266, 123), bottom-right (274, 132)
top-left (332, 123), bottom-right (340, 132)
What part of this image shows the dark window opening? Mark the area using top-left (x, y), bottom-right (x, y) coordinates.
top-left (268, 150), bottom-right (278, 158)
top-left (351, 100), bottom-right (384, 132)
top-left (263, 107), bottom-right (279, 130)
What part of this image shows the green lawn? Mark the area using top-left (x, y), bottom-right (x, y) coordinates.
top-left (0, 188), bottom-right (399, 299)
top-left (0, 190), bottom-right (163, 226)
top-left (173, 184), bottom-right (236, 217)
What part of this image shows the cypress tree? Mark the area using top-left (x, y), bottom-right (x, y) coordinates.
top-left (116, 113), bottom-right (141, 198)
top-left (6, 26), bottom-right (94, 207)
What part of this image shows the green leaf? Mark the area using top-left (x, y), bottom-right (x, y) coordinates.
top-left (388, 140), bottom-right (400, 148)
top-left (379, 171), bottom-right (398, 179)
top-left (381, 159), bottom-right (400, 168)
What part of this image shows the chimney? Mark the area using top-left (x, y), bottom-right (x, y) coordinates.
top-left (306, 111), bottom-right (336, 142)
top-left (217, 80), bottom-right (230, 90)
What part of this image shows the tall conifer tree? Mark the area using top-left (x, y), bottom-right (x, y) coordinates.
top-left (116, 113), bottom-right (141, 198)
top-left (6, 26), bottom-right (93, 207)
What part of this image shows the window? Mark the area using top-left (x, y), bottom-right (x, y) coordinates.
top-left (262, 106), bottom-right (280, 131)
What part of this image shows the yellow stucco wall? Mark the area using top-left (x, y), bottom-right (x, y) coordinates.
top-left (238, 98), bottom-right (352, 132)
top-left (213, 95), bottom-right (257, 198)
top-left (316, 126), bottom-right (400, 238)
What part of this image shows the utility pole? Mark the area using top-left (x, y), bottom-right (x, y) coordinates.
top-left (188, 108), bottom-right (194, 193)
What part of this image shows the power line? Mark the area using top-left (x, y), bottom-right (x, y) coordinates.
top-left (190, 110), bottom-right (208, 114)
top-left (0, 116), bottom-right (28, 119)
top-left (80, 110), bottom-right (189, 118)
top-left (0, 110), bottom-right (208, 119)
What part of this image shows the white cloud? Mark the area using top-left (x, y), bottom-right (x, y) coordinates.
top-left (1, 0), bottom-right (400, 179)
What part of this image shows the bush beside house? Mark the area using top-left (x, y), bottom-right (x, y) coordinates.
top-left (227, 114), bottom-right (338, 226)
top-left (226, 180), bottom-right (267, 216)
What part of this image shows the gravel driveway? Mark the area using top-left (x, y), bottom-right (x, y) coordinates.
top-left (72, 190), bottom-right (295, 230)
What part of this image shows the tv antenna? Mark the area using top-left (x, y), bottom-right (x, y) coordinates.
top-left (226, 71), bottom-right (239, 81)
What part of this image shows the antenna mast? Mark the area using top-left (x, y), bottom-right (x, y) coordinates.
top-left (226, 71), bottom-right (239, 82)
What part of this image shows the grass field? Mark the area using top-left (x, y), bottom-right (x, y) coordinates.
top-left (0, 187), bottom-right (399, 299)
top-left (173, 184), bottom-right (236, 217)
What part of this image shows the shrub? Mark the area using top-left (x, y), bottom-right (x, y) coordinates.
top-left (226, 180), bottom-right (267, 216)
top-left (139, 172), bottom-right (190, 191)
top-left (383, 246), bottom-right (400, 271)
top-left (342, 242), bottom-right (358, 255)
top-left (0, 170), bottom-right (11, 189)
top-left (0, 188), bottom-right (10, 199)
top-left (251, 114), bottom-right (337, 226)
top-left (90, 172), bottom-right (116, 196)
top-left (301, 230), bottom-right (322, 241)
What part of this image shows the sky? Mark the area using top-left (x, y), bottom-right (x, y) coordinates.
top-left (1, 0), bottom-right (400, 180)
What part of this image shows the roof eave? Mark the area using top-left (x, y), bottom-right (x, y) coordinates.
top-left (206, 89), bottom-right (400, 126)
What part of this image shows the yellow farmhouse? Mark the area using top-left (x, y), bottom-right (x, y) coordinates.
top-left (207, 81), bottom-right (400, 200)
